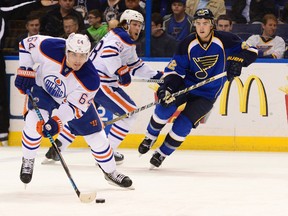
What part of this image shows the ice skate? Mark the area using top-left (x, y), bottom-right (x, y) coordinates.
top-left (114, 152), bottom-right (124, 165)
top-left (20, 157), bottom-right (35, 185)
top-left (41, 139), bottom-right (61, 164)
top-left (104, 170), bottom-right (133, 189)
top-left (138, 137), bottom-right (155, 155)
top-left (149, 151), bottom-right (166, 169)
top-left (0, 133), bottom-right (8, 146)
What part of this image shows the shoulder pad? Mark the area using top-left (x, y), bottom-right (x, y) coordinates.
top-left (112, 28), bottom-right (134, 45)
top-left (74, 60), bottom-right (100, 92)
top-left (40, 38), bottom-right (66, 63)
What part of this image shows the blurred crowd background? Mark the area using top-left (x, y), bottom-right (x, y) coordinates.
top-left (1, 0), bottom-right (288, 58)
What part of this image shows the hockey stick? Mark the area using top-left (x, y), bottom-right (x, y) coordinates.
top-left (26, 90), bottom-right (96, 203)
top-left (132, 78), bottom-right (164, 83)
top-left (104, 72), bottom-right (227, 126)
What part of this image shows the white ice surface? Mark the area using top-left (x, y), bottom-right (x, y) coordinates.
top-left (1, 147), bottom-right (288, 216)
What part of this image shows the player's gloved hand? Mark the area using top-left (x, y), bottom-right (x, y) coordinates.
top-left (36, 116), bottom-right (63, 137)
top-left (226, 56), bottom-right (244, 81)
top-left (151, 71), bottom-right (164, 79)
top-left (157, 85), bottom-right (176, 107)
top-left (115, 65), bottom-right (131, 86)
top-left (14, 67), bottom-right (36, 94)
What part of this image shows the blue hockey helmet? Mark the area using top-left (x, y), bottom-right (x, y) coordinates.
top-left (193, 8), bottom-right (214, 21)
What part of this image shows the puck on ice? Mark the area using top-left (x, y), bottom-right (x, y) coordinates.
top-left (95, 198), bottom-right (105, 203)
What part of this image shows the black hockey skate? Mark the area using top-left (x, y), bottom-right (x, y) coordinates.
top-left (41, 139), bottom-right (62, 164)
top-left (0, 133), bottom-right (8, 146)
top-left (114, 152), bottom-right (124, 165)
top-left (138, 137), bottom-right (155, 155)
top-left (20, 157), bottom-right (35, 184)
top-left (150, 151), bottom-right (166, 169)
top-left (104, 170), bottom-right (133, 188)
top-left (98, 164), bottom-right (133, 188)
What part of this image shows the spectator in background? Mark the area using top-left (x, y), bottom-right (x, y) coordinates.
top-left (124, 0), bottom-right (145, 16)
top-left (280, 2), bottom-right (288, 23)
top-left (40, 0), bottom-right (85, 37)
top-left (101, 0), bottom-right (126, 22)
top-left (61, 15), bottom-right (79, 38)
top-left (137, 12), bottom-right (177, 57)
top-left (185, 0), bottom-right (226, 20)
top-left (246, 14), bottom-right (285, 58)
top-left (249, 0), bottom-right (277, 23)
top-left (82, 9), bottom-right (108, 47)
top-left (231, 0), bottom-right (278, 24)
top-left (152, 0), bottom-right (173, 17)
top-left (216, 14), bottom-right (233, 32)
top-left (15, 13), bottom-right (41, 50)
top-left (163, 0), bottom-right (194, 42)
top-left (230, 0), bottom-right (250, 23)
top-left (73, 0), bottom-right (101, 25)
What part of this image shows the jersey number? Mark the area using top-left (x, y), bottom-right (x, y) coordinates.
top-left (79, 93), bottom-right (93, 105)
top-left (90, 40), bottom-right (104, 61)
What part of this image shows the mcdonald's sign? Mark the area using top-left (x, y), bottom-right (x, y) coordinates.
top-left (220, 75), bottom-right (268, 116)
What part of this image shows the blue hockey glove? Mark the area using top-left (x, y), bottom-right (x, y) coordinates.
top-left (226, 56), bottom-right (244, 81)
top-left (36, 116), bottom-right (63, 137)
top-left (15, 67), bottom-right (36, 94)
top-left (115, 65), bottom-right (131, 86)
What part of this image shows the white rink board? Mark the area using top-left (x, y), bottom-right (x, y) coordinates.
top-left (6, 60), bottom-right (288, 138)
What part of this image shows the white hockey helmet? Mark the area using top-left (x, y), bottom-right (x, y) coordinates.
top-left (120, 9), bottom-right (144, 25)
top-left (65, 33), bottom-right (91, 56)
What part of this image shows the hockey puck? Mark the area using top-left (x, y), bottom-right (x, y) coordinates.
top-left (95, 198), bottom-right (105, 203)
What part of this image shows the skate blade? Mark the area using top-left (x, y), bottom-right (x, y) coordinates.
top-left (0, 141), bottom-right (8, 147)
top-left (41, 158), bottom-right (59, 165)
top-left (106, 180), bottom-right (135, 190)
top-left (149, 164), bottom-right (157, 170)
top-left (115, 160), bottom-right (124, 165)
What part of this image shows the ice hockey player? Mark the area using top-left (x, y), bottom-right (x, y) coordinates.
top-left (15, 33), bottom-right (132, 188)
top-left (138, 8), bottom-right (258, 168)
top-left (43, 9), bottom-right (163, 165)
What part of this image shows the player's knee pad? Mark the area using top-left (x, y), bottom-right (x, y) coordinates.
top-left (85, 130), bottom-right (110, 151)
top-left (154, 103), bottom-right (178, 120)
top-left (171, 113), bottom-right (193, 137)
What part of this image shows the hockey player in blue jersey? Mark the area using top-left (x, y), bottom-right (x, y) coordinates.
top-left (15, 33), bottom-right (132, 188)
top-left (138, 8), bottom-right (258, 168)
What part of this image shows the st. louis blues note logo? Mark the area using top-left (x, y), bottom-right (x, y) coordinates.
top-left (193, 55), bottom-right (218, 79)
top-left (44, 75), bottom-right (66, 98)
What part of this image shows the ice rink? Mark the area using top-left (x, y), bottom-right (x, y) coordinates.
top-left (1, 146), bottom-right (288, 216)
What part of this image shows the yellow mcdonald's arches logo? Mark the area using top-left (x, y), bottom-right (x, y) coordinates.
top-left (220, 75), bottom-right (268, 116)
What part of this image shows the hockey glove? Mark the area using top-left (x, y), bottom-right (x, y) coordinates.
top-left (151, 71), bottom-right (164, 79)
top-left (115, 65), bottom-right (131, 86)
top-left (15, 67), bottom-right (36, 94)
top-left (157, 85), bottom-right (176, 107)
top-left (36, 116), bottom-right (63, 137)
top-left (226, 56), bottom-right (244, 81)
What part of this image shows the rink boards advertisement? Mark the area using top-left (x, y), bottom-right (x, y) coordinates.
top-left (4, 58), bottom-right (288, 151)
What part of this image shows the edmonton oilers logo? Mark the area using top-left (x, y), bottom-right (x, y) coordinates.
top-left (44, 75), bottom-right (66, 98)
